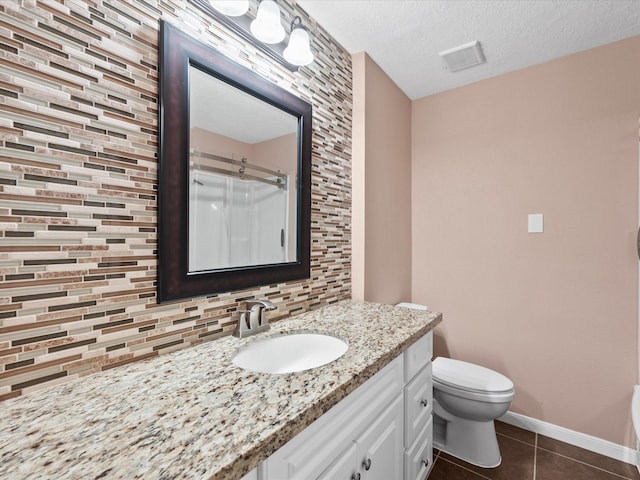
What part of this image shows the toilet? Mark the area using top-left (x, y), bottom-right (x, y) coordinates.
top-left (432, 357), bottom-right (514, 468)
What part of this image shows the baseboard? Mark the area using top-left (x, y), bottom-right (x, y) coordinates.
top-left (499, 411), bottom-right (640, 467)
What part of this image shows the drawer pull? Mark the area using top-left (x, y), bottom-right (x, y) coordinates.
top-left (362, 458), bottom-right (372, 470)
top-left (351, 473), bottom-right (361, 480)
top-left (420, 398), bottom-right (429, 407)
top-left (422, 458), bottom-right (430, 468)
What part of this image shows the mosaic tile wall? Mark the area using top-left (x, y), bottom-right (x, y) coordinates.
top-left (0, 0), bottom-right (352, 401)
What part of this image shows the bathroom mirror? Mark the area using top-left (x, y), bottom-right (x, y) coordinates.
top-left (158, 21), bottom-right (312, 303)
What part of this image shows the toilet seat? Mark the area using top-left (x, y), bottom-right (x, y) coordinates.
top-left (433, 357), bottom-right (514, 402)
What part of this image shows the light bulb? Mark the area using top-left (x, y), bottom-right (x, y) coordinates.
top-left (284, 26), bottom-right (314, 66)
top-left (210, 0), bottom-right (249, 16)
top-left (250, 0), bottom-right (285, 44)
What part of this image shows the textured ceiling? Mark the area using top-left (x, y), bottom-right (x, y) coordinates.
top-left (297, 0), bottom-right (640, 100)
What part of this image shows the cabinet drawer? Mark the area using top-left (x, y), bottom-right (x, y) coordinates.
top-left (404, 362), bottom-right (432, 447)
top-left (404, 331), bottom-right (432, 382)
top-left (404, 417), bottom-right (433, 480)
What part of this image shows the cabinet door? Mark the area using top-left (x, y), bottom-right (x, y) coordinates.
top-left (316, 442), bottom-right (359, 480)
top-left (356, 394), bottom-right (404, 480)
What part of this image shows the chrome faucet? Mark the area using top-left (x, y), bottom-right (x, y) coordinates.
top-left (233, 299), bottom-right (276, 338)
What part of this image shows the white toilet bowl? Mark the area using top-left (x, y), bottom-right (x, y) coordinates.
top-left (432, 357), bottom-right (514, 468)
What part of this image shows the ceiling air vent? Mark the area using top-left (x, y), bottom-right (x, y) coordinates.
top-left (439, 40), bottom-right (485, 72)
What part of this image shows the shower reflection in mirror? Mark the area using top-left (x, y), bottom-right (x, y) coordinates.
top-left (188, 65), bottom-right (299, 273)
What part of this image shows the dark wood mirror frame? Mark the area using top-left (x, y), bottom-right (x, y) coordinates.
top-left (158, 20), bottom-right (312, 303)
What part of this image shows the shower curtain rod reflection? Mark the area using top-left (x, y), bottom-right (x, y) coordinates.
top-left (190, 149), bottom-right (287, 189)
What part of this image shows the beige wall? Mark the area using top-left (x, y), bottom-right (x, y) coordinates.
top-left (412, 36), bottom-right (640, 446)
top-left (352, 52), bottom-right (412, 304)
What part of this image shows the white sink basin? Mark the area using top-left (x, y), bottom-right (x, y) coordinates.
top-left (232, 333), bottom-right (348, 374)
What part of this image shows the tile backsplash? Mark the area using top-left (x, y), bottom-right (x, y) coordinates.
top-left (0, 0), bottom-right (352, 401)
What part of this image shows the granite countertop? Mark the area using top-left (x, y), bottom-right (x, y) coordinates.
top-left (0, 300), bottom-right (442, 480)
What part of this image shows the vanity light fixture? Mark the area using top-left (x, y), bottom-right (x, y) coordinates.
top-left (283, 16), bottom-right (314, 66)
top-left (193, 0), bottom-right (314, 71)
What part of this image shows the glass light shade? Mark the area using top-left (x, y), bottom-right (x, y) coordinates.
top-left (250, 0), bottom-right (285, 44)
top-left (283, 27), bottom-right (314, 66)
top-left (210, 0), bottom-right (249, 16)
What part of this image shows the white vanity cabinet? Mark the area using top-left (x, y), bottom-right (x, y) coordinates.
top-left (257, 331), bottom-right (434, 480)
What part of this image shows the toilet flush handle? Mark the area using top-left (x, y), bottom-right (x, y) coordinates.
top-left (421, 398), bottom-right (429, 407)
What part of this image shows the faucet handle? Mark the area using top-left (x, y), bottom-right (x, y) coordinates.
top-left (246, 299), bottom-right (276, 310)
top-left (233, 309), bottom-right (252, 337)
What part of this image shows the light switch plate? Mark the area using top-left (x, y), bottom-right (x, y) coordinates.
top-left (528, 213), bottom-right (543, 233)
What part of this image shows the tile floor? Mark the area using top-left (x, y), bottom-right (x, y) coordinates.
top-left (426, 421), bottom-right (640, 480)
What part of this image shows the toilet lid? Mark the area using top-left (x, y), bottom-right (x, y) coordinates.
top-left (433, 357), bottom-right (514, 393)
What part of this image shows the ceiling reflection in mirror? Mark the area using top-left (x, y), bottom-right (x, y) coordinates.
top-left (188, 66), bottom-right (299, 273)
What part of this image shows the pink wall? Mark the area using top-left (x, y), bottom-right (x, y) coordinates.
top-left (253, 132), bottom-right (297, 175)
top-left (191, 128), bottom-right (296, 175)
top-left (191, 127), bottom-right (253, 158)
top-left (411, 36), bottom-right (640, 446)
top-left (352, 52), bottom-right (412, 304)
